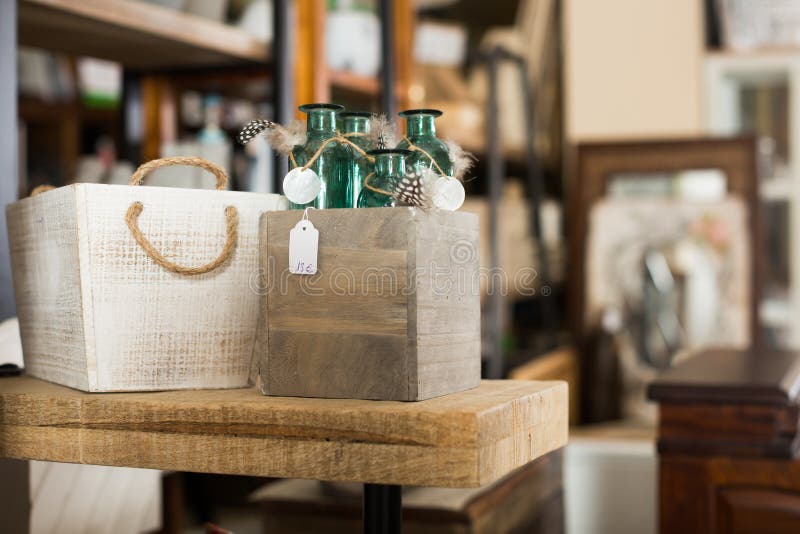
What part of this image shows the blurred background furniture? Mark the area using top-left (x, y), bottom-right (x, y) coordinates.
top-left (571, 137), bottom-right (761, 423)
top-left (704, 52), bottom-right (800, 349)
top-left (649, 349), bottom-right (800, 533)
top-left (533, 136), bottom-right (762, 534)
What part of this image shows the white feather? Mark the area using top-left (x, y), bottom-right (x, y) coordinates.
top-left (265, 120), bottom-right (307, 155)
top-left (444, 139), bottom-right (476, 182)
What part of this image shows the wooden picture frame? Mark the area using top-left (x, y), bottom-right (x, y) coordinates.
top-left (568, 136), bottom-right (762, 349)
top-left (567, 137), bottom-right (762, 423)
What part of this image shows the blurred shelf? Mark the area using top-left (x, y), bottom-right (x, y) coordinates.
top-left (707, 47), bottom-right (800, 60)
top-left (166, 66), bottom-right (272, 100)
top-left (761, 177), bottom-right (793, 202)
top-left (19, 97), bottom-right (119, 123)
top-left (19, 0), bottom-right (270, 69)
top-left (329, 70), bottom-right (380, 97)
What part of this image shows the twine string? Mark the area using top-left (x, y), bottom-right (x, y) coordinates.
top-left (291, 135), bottom-right (376, 172)
top-left (339, 136), bottom-right (374, 159)
top-left (362, 172), bottom-right (395, 197)
top-left (402, 136), bottom-right (447, 177)
top-left (300, 137), bottom-right (338, 171)
top-left (124, 157), bottom-right (239, 276)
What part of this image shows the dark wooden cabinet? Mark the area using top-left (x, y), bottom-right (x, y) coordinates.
top-left (717, 488), bottom-right (800, 534)
top-left (649, 349), bottom-right (800, 533)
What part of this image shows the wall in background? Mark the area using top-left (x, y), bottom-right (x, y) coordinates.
top-left (563, 0), bottom-right (704, 142)
top-left (0, 1), bottom-right (17, 319)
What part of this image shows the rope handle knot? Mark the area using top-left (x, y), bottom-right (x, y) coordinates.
top-left (125, 157), bottom-right (239, 276)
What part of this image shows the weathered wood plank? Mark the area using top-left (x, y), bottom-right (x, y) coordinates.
top-left (0, 376), bottom-right (568, 488)
top-left (259, 207), bottom-right (481, 401)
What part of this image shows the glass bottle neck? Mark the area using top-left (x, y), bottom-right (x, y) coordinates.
top-left (405, 115), bottom-right (436, 138)
top-left (342, 117), bottom-right (370, 135)
top-left (374, 155), bottom-right (406, 180)
top-left (306, 110), bottom-right (337, 135)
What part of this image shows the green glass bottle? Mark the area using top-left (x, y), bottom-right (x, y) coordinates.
top-left (339, 111), bottom-right (374, 208)
top-left (289, 103), bottom-right (349, 209)
top-left (357, 149), bottom-right (411, 208)
top-left (396, 109), bottom-right (453, 177)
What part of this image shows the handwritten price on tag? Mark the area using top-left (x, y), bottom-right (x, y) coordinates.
top-left (289, 214), bottom-right (319, 275)
top-left (293, 260), bottom-right (316, 274)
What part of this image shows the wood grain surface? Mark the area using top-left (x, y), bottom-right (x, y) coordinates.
top-left (0, 376), bottom-right (568, 488)
top-left (259, 208), bottom-right (480, 401)
top-left (660, 455), bottom-right (800, 533)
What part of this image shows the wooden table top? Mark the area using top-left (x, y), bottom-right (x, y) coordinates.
top-left (0, 377), bottom-right (567, 488)
top-left (648, 349), bottom-right (800, 405)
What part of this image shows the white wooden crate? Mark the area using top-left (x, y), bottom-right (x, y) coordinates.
top-left (7, 169), bottom-right (286, 391)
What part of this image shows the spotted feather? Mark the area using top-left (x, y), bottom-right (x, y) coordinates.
top-left (238, 119), bottom-right (275, 145)
top-left (393, 171), bottom-right (431, 209)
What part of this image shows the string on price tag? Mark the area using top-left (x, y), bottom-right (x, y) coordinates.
top-left (289, 207), bottom-right (319, 275)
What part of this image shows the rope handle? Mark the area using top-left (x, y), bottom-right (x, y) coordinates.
top-left (30, 185), bottom-right (56, 197)
top-left (129, 156), bottom-right (229, 190)
top-left (125, 157), bottom-right (237, 275)
top-left (125, 202), bottom-right (239, 276)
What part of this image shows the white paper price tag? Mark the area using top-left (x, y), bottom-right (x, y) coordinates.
top-left (289, 217), bottom-right (319, 275)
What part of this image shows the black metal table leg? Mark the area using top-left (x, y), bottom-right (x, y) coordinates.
top-left (363, 483), bottom-right (401, 534)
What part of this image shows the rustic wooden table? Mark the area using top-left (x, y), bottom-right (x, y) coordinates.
top-left (0, 376), bottom-right (567, 533)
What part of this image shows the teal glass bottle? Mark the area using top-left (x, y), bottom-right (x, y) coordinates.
top-left (339, 111), bottom-right (374, 208)
top-left (396, 109), bottom-right (453, 177)
top-left (289, 103), bottom-right (349, 209)
top-left (357, 149), bottom-right (411, 208)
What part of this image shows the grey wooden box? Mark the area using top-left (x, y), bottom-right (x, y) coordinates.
top-left (256, 207), bottom-right (480, 401)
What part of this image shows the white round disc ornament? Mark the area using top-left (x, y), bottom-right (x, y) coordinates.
top-left (431, 176), bottom-right (466, 211)
top-left (283, 167), bottom-right (321, 204)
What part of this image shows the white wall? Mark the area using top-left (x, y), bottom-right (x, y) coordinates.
top-left (565, 438), bottom-right (657, 534)
top-left (564, 0), bottom-right (705, 142)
